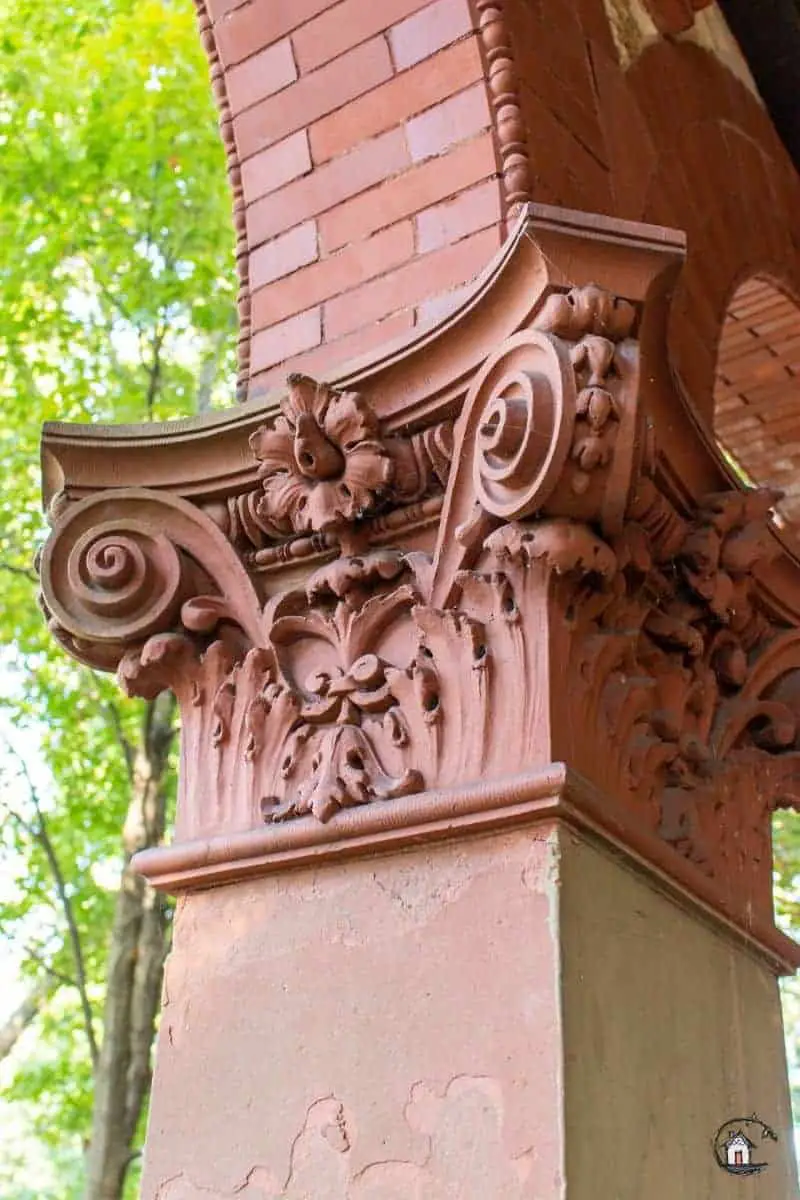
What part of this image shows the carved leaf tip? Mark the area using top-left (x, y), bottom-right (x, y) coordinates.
top-left (535, 283), bottom-right (637, 342)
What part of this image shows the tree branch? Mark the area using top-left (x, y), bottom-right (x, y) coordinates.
top-left (0, 560), bottom-right (37, 583)
top-left (144, 322), bottom-right (166, 422)
top-left (21, 943), bottom-right (78, 991)
top-left (104, 698), bottom-right (136, 785)
top-left (0, 742), bottom-right (99, 1067)
top-left (0, 977), bottom-right (54, 1062)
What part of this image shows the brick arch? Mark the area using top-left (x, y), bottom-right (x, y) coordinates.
top-left (714, 277), bottom-right (800, 523)
top-left (640, 122), bottom-right (800, 427)
top-left (194, 0), bottom-right (508, 400)
top-left (620, 40), bottom-right (800, 425)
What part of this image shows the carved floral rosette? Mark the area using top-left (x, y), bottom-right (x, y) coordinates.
top-left (37, 209), bottom-right (800, 954)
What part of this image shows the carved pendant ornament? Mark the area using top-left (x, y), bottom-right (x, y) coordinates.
top-left (36, 210), bottom-right (800, 947)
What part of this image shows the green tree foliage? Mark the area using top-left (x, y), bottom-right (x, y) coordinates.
top-left (0, 0), bottom-right (235, 1194)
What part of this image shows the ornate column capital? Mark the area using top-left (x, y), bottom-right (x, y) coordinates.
top-left (38, 205), bottom-right (800, 971)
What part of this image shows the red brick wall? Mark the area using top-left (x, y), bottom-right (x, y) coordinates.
top-left (198, 0), bottom-right (800, 432)
top-left (200, 0), bottom-right (505, 397)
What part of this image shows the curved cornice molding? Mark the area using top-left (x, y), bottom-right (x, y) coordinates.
top-left (41, 205), bottom-right (682, 502)
top-left (38, 205), bottom-right (800, 969)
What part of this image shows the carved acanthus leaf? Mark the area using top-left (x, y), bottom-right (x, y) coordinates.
top-left (486, 518), bottom-right (618, 578)
top-left (265, 724), bottom-right (423, 824)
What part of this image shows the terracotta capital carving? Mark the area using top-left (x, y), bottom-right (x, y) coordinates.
top-left (37, 205), bottom-right (800, 970)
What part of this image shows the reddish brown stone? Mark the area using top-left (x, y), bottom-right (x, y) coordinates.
top-left (318, 131), bottom-right (497, 252)
top-left (235, 37), bottom-right (393, 161)
top-left (251, 219), bottom-right (415, 328)
top-left (309, 35), bottom-right (484, 163)
top-left (292, 0), bottom-right (429, 73)
top-left (36, 9), bottom-right (800, 1197)
top-left (37, 194), bottom-right (800, 1195)
top-left (643, 0), bottom-right (712, 35)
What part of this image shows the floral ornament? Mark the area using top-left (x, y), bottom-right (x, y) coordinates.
top-left (249, 374), bottom-right (393, 535)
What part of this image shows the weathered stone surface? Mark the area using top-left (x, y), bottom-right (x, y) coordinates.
top-left (141, 827), bottom-right (797, 1197)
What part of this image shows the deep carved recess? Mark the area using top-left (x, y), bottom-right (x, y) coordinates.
top-left (36, 208), bottom-right (800, 957)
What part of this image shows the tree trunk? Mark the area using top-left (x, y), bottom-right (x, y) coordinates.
top-left (84, 692), bottom-right (176, 1200)
top-left (0, 977), bottom-right (53, 1061)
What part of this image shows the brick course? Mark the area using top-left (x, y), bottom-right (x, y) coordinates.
top-left (250, 307), bottom-right (322, 373)
top-left (247, 127), bottom-right (410, 248)
top-left (405, 84), bottom-right (490, 163)
top-left (389, 0), bottom-right (473, 71)
top-left (249, 220), bottom-right (319, 291)
top-left (225, 38), bottom-right (297, 117)
top-left (309, 36), bottom-right (485, 163)
top-left (251, 220), bottom-right (416, 329)
top-left (318, 132), bottom-right (496, 252)
top-left (236, 37), bottom-right (393, 160)
top-left (325, 226), bottom-right (499, 338)
top-left (240, 131), bottom-right (312, 205)
top-left (293, 0), bottom-right (430, 73)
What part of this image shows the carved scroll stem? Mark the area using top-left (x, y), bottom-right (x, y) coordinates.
top-left (430, 329), bottom-right (576, 609)
top-left (39, 488), bottom-right (264, 669)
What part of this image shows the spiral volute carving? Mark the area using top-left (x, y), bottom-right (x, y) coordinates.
top-left (471, 331), bottom-right (576, 520)
top-left (43, 515), bottom-right (184, 647)
top-left (38, 488), bottom-right (265, 670)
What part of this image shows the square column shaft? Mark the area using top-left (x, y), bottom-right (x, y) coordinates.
top-left (141, 818), bottom-right (796, 1197)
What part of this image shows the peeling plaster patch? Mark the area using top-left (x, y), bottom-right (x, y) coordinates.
top-left (280, 1097), bottom-right (354, 1199)
top-left (354, 1077), bottom-right (533, 1198)
top-left (369, 851), bottom-right (474, 924)
top-left (156, 1165), bottom-right (278, 1198)
top-left (677, 6), bottom-right (762, 102)
top-left (521, 829), bottom-right (556, 894)
top-left (172, 1078), bottom-right (531, 1199)
top-left (602, 0), bottom-right (659, 68)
